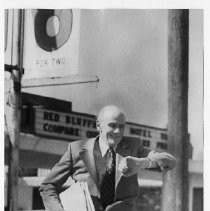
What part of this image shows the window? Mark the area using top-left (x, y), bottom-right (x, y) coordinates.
top-left (160, 133), bottom-right (167, 140)
top-left (142, 140), bottom-right (150, 148)
top-left (156, 142), bottom-right (167, 150)
top-left (136, 187), bottom-right (161, 211)
top-left (19, 167), bottom-right (38, 177)
top-left (193, 188), bottom-right (203, 211)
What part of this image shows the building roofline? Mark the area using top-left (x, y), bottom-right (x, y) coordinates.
top-left (126, 121), bottom-right (167, 131)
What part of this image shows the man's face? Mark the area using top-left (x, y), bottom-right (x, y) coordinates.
top-left (98, 108), bottom-right (125, 148)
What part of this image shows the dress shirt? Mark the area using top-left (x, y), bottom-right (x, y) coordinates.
top-left (99, 138), bottom-right (117, 158)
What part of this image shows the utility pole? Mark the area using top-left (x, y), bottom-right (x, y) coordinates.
top-left (161, 10), bottom-right (189, 211)
top-left (7, 9), bottom-right (24, 211)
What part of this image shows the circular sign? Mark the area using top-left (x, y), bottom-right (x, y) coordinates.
top-left (34, 9), bottom-right (73, 52)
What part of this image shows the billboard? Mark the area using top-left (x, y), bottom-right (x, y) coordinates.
top-left (4, 9), bottom-right (81, 79)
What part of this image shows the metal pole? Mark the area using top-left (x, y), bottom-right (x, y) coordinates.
top-left (161, 10), bottom-right (189, 211)
top-left (8, 9), bottom-right (24, 211)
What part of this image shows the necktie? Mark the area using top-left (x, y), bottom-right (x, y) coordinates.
top-left (100, 147), bottom-right (116, 209)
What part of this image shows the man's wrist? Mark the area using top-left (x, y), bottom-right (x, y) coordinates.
top-left (145, 157), bottom-right (153, 169)
top-left (137, 157), bottom-right (152, 169)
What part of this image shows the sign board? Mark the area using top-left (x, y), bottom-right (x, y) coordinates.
top-left (34, 108), bottom-right (167, 147)
top-left (23, 9), bottom-right (81, 79)
top-left (5, 9), bottom-right (80, 78)
top-left (35, 108), bottom-right (98, 140)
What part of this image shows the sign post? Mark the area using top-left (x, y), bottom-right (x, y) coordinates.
top-left (7, 9), bottom-right (24, 211)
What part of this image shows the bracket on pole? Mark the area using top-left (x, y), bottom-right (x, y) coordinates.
top-left (5, 74), bottom-right (99, 89)
top-left (4, 64), bottom-right (24, 73)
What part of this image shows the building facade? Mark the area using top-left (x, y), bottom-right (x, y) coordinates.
top-left (4, 93), bottom-right (202, 211)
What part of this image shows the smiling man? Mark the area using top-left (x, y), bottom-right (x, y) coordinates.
top-left (97, 106), bottom-right (125, 149)
top-left (40, 105), bottom-right (176, 211)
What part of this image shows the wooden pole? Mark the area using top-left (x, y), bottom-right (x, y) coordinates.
top-left (7, 9), bottom-right (24, 211)
top-left (161, 10), bottom-right (189, 211)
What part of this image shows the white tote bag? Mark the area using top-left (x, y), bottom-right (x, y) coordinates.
top-left (59, 181), bottom-right (95, 211)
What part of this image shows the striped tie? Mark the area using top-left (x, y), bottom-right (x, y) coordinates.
top-left (100, 147), bottom-right (116, 209)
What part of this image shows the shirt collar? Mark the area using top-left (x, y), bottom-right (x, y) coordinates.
top-left (99, 137), bottom-right (117, 157)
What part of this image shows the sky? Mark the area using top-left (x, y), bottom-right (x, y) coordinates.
top-left (11, 9), bottom-right (204, 160)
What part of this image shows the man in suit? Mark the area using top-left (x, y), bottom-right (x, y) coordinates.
top-left (40, 105), bottom-right (176, 211)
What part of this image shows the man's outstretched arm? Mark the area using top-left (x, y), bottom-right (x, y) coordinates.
top-left (118, 151), bottom-right (176, 177)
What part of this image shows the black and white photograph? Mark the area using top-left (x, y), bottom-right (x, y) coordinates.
top-left (2, 4), bottom-right (206, 211)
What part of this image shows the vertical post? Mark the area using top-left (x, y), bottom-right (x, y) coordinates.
top-left (161, 10), bottom-right (189, 211)
top-left (7, 9), bottom-right (24, 211)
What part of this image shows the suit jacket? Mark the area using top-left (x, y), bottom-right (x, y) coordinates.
top-left (39, 137), bottom-right (176, 211)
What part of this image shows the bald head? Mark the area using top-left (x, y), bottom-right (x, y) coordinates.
top-left (97, 105), bottom-right (126, 147)
top-left (97, 105), bottom-right (126, 123)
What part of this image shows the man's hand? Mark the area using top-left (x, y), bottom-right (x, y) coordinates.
top-left (118, 156), bottom-right (149, 177)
